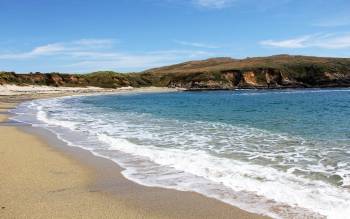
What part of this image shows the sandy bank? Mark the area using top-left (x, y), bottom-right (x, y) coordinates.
top-left (0, 84), bottom-right (181, 96)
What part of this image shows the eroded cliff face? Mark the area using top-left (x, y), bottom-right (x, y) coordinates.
top-left (241, 71), bottom-right (258, 86)
top-left (167, 69), bottom-right (276, 89)
top-left (167, 68), bottom-right (350, 90)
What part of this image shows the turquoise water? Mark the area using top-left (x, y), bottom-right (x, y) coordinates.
top-left (12, 89), bottom-right (350, 219)
top-left (85, 89), bottom-right (349, 142)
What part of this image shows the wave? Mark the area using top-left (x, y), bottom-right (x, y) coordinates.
top-left (10, 95), bottom-right (350, 219)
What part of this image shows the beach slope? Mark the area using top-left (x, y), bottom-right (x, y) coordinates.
top-left (0, 91), bottom-right (269, 219)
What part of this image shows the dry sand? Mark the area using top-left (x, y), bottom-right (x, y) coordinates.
top-left (0, 84), bottom-right (180, 96)
top-left (0, 86), bottom-right (270, 219)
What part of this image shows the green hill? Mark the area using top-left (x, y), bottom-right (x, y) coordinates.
top-left (1, 55), bottom-right (350, 89)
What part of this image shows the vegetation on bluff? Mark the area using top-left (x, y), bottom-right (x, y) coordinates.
top-left (1, 55), bottom-right (350, 89)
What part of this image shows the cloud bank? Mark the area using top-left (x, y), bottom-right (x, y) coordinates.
top-left (260, 33), bottom-right (350, 49)
top-left (0, 39), bottom-right (213, 72)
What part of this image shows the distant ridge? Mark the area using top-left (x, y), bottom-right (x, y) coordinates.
top-left (1, 55), bottom-right (350, 89)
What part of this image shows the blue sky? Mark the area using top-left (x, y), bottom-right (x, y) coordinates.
top-left (0, 0), bottom-right (350, 73)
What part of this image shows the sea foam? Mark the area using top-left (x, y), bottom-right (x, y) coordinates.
top-left (10, 92), bottom-right (350, 219)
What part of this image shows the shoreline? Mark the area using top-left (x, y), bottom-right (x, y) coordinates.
top-left (0, 88), bottom-right (269, 219)
top-left (183, 86), bottom-right (350, 92)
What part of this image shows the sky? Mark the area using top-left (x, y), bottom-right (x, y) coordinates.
top-left (0, 0), bottom-right (350, 73)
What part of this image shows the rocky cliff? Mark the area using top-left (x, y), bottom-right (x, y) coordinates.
top-left (1, 55), bottom-right (350, 90)
top-left (164, 68), bottom-right (350, 89)
top-left (144, 55), bottom-right (350, 89)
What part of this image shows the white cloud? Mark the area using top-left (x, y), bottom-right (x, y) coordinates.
top-left (0, 39), bottom-right (115, 59)
top-left (0, 43), bottom-right (66, 59)
top-left (260, 36), bottom-right (312, 49)
top-left (260, 33), bottom-right (350, 49)
top-left (193, 0), bottom-right (235, 9)
top-left (66, 49), bottom-right (213, 71)
top-left (31, 43), bottom-right (66, 55)
top-left (174, 40), bottom-right (220, 49)
top-left (0, 39), bottom-right (213, 72)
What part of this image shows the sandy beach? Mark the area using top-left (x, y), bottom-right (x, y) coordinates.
top-left (0, 85), bottom-right (269, 219)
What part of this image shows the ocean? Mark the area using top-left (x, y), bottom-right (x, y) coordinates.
top-left (12, 89), bottom-right (350, 219)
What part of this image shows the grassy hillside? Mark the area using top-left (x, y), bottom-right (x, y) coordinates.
top-left (145, 55), bottom-right (350, 74)
top-left (143, 55), bottom-right (350, 89)
top-left (1, 55), bottom-right (350, 89)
